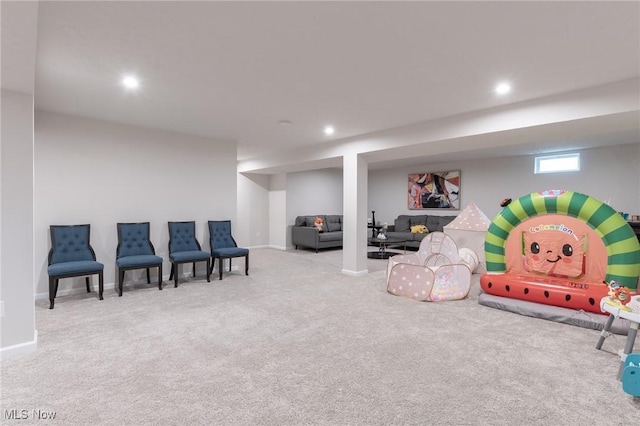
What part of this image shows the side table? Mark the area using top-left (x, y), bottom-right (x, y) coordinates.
top-left (367, 237), bottom-right (406, 259)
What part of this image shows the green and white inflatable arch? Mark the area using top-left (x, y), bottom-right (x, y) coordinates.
top-left (485, 190), bottom-right (640, 289)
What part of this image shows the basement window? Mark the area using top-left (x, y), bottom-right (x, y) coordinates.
top-left (534, 153), bottom-right (580, 174)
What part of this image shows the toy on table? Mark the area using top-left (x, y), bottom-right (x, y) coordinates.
top-left (377, 223), bottom-right (388, 240)
top-left (605, 280), bottom-right (633, 312)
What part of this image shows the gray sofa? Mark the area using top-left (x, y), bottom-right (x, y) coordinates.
top-left (292, 215), bottom-right (343, 252)
top-left (385, 214), bottom-right (456, 249)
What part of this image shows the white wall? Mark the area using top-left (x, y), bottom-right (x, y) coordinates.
top-left (238, 143), bottom-right (639, 254)
top-left (369, 143), bottom-right (640, 225)
top-left (237, 172), bottom-right (270, 248)
top-left (286, 168), bottom-right (343, 219)
top-left (34, 111), bottom-right (237, 298)
top-left (236, 169), bottom-right (344, 250)
top-left (286, 168), bottom-right (343, 214)
top-left (284, 168), bottom-right (343, 248)
top-left (1, 89), bottom-right (36, 354)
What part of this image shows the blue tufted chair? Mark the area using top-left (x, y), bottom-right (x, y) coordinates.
top-left (47, 224), bottom-right (104, 309)
top-left (208, 220), bottom-right (249, 280)
top-left (168, 221), bottom-right (210, 287)
top-left (116, 222), bottom-right (164, 296)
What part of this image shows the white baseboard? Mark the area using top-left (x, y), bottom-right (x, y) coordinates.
top-left (1, 330), bottom-right (38, 359)
top-left (244, 245), bottom-right (288, 250)
top-left (36, 281), bottom-right (117, 300)
top-left (342, 269), bottom-right (369, 277)
top-left (35, 268), bottom-right (224, 300)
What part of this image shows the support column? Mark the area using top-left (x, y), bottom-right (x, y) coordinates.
top-left (1, 0), bottom-right (39, 358)
top-left (342, 152), bottom-right (368, 276)
top-left (269, 173), bottom-right (287, 250)
top-left (1, 90), bottom-right (36, 356)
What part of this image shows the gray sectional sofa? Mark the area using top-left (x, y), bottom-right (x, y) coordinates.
top-left (385, 214), bottom-right (456, 249)
top-left (292, 213), bottom-right (456, 252)
top-left (292, 215), bottom-right (343, 252)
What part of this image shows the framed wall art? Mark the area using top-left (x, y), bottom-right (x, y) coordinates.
top-left (408, 171), bottom-right (460, 209)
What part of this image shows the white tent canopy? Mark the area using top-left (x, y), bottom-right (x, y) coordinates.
top-left (443, 202), bottom-right (492, 273)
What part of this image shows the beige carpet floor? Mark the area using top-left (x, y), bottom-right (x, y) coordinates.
top-left (1, 248), bottom-right (639, 425)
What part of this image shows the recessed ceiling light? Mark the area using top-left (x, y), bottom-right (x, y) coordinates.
top-left (324, 125), bottom-right (335, 135)
top-left (121, 75), bottom-right (140, 90)
top-left (495, 82), bottom-right (511, 95)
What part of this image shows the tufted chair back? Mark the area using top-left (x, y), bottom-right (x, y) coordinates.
top-left (49, 224), bottom-right (96, 265)
top-left (209, 220), bottom-right (237, 250)
top-left (168, 221), bottom-right (202, 253)
top-left (117, 222), bottom-right (155, 258)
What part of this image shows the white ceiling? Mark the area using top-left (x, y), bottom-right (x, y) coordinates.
top-left (5, 1), bottom-right (640, 169)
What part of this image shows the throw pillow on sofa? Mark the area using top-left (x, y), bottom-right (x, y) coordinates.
top-left (410, 224), bottom-right (428, 234)
top-left (325, 215), bottom-right (342, 232)
top-left (394, 215), bottom-right (412, 232)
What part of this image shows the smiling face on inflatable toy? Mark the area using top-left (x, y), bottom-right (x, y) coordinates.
top-left (482, 190), bottom-right (640, 314)
top-left (523, 225), bottom-right (586, 278)
top-left (503, 215), bottom-right (606, 283)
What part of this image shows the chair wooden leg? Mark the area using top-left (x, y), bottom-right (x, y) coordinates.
top-left (174, 263), bottom-right (179, 288)
top-left (245, 254), bottom-right (249, 276)
top-left (219, 258), bottom-right (224, 280)
top-left (118, 269), bottom-right (125, 297)
top-left (98, 272), bottom-right (104, 300)
top-left (146, 268), bottom-right (151, 284)
top-left (85, 277), bottom-right (91, 293)
top-left (209, 258), bottom-right (215, 276)
top-left (169, 263), bottom-right (174, 280)
top-left (206, 259), bottom-right (211, 282)
top-left (158, 264), bottom-right (163, 290)
top-left (229, 258), bottom-right (232, 272)
top-left (49, 277), bottom-right (56, 309)
top-left (192, 262), bottom-right (196, 277)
